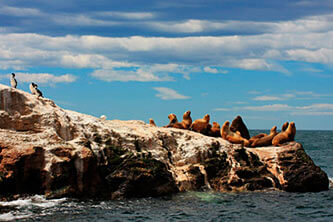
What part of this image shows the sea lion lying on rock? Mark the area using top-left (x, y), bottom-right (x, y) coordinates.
top-left (230, 115), bottom-right (250, 140)
top-left (251, 126), bottom-right (277, 147)
top-left (221, 121), bottom-right (250, 147)
top-left (171, 110), bottom-right (192, 129)
top-left (207, 121), bottom-right (221, 137)
top-left (249, 133), bottom-right (267, 144)
top-left (164, 113), bottom-right (178, 128)
top-left (190, 114), bottom-right (210, 134)
top-left (272, 122), bottom-right (296, 146)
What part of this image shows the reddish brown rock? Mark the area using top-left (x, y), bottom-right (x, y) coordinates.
top-left (0, 84), bottom-right (329, 199)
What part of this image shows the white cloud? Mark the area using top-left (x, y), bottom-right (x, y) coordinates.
top-left (91, 69), bottom-right (173, 82)
top-left (291, 111), bottom-right (333, 116)
top-left (0, 6), bottom-right (42, 17)
top-left (216, 102), bottom-right (333, 116)
top-left (214, 108), bottom-right (231, 111)
top-left (253, 96), bottom-right (283, 101)
top-left (244, 104), bottom-right (292, 111)
top-left (296, 103), bottom-right (333, 110)
top-left (153, 87), bottom-right (190, 100)
top-left (99, 11), bottom-right (155, 20)
top-left (204, 66), bottom-right (219, 74)
top-left (148, 19), bottom-right (272, 33)
top-left (0, 73), bottom-right (77, 84)
top-left (53, 15), bottom-right (119, 26)
top-left (1, 13), bottom-right (333, 78)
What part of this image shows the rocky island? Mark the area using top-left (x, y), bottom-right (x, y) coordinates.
top-left (0, 84), bottom-right (329, 200)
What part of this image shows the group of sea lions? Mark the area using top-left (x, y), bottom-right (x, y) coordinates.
top-left (149, 112), bottom-right (296, 148)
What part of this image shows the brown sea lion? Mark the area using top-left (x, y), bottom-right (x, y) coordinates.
top-left (281, 122), bottom-right (289, 132)
top-left (164, 113), bottom-right (178, 127)
top-left (190, 114), bottom-right (210, 134)
top-left (221, 121), bottom-right (250, 147)
top-left (208, 121), bottom-right (221, 137)
top-left (251, 126), bottom-right (277, 147)
top-left (272, 122), bottom-right (296, 146)
top-left (149, 118), bottom-right (156, 127)
top-left (230, 115), bottom-right (250, 140)
top-left (171, 110), bottom-right (193, 129)
top-left (249, 133), bottom-right (267, 144)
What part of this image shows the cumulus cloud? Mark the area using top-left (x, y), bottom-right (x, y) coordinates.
top-left (153, 87), bottom-right (190, 100)
top-left (1, 13), bottom-right (333, 80)
top-left (203, 66), bottom-right (228, 74)
top-left (148, 19), bottom-right (273, 33)
top-left (0, 72), bottom-right (77, 84)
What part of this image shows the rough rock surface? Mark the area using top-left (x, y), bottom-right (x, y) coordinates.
top-left (0, 84), bottom-right (329, 199)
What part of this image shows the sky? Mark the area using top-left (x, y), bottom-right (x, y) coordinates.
top-left (0, 0), bottom-right (333, 130)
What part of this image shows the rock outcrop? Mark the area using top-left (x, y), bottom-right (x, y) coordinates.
top-left (0, 84), bottom-right (329, 199)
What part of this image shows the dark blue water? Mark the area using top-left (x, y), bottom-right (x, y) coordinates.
top-left (1, 131), bottom-right (332, 222)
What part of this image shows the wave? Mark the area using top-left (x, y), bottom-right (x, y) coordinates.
top-left (0, 212), bottom-right (32, 221)
top-left (0, 195), bottom-right (67, 221)
top-left (0, 195), bottom-right (66, 208)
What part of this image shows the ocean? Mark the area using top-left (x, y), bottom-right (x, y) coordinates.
top-left (0, 130), bottom-right (332, 222)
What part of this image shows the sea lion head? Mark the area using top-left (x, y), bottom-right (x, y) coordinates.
top-left (168, 113), bottom-right (178, 123)
top-left (183, 110), bottom-right (191, 118)
top-left (289, 122), bottom-right (296, 131)
top-left (282, 122), bottom-right (289, 131)
top-left (204, 114), bottom-right (210, 122)
top-left (212, 122), bottom-right (220, 128)
top-left (270, 126), bottom-right (277, 134)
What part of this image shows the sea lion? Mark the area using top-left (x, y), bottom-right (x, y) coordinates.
top-left (281, 122), bottom-right (289, 132)
top-left (10, 73), bottom-right (17, 88)
top-left (251, 126), bottom-right (277, 147)
top-left (190, 114), bottom-right (210, 134)
top-left (182, 110), bottom-right (192, 129)
top-left (230, 115), bottom-right (250, 140)
top-left (149, 118), bottom-right (156, 127)
top-left (171, 110), bottom-right (192, 129)
top-left (208, 121), bottom-right (221, 137)
top-left (164, 113), bottom-right (178, 127)
top-left (249, 133), bottom-right (267, 144)
top-left (221, 121), bottom-right (250, 147)
top-left (272, 122), bottom-right (296, 146)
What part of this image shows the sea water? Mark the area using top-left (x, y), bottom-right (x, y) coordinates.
top-left (0, 130), bottom-right (332, 222)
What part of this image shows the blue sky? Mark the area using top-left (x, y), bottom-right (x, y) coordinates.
top-left (0, 0), bottom-right (333, 130)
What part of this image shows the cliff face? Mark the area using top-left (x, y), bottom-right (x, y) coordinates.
top-left (0, 84), bottom-right (329, 199)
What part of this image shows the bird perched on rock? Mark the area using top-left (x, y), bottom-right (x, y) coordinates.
top-left (30, 82), bottom-right (43, 98)
top-left (10, 73), bottom-right (17, 88)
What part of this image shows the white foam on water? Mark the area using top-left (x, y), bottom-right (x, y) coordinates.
top-left (0, 212), bottom-right (32, 221)
top-left (0, 195), bottom-right (67, 208)
top-left (329, 177), bottom-right (333, 188)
